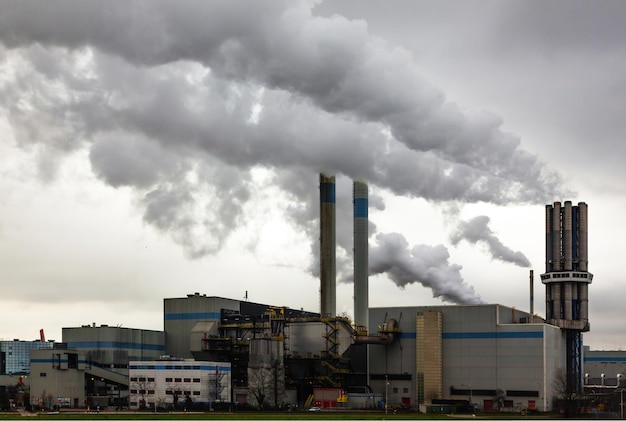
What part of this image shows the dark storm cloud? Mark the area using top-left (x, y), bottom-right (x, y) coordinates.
top-left (0, 0), bottom-right (570, 301)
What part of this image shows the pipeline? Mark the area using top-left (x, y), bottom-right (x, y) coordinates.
top-left (353, 319), bottom-right (399, 345)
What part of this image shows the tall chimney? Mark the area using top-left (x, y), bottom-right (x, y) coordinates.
top-left (353, 181), bottom-right (368, 330)
top-left (319, 174), bottom-right (336, 317)
top-left (529, 269), bottom-right (534, 315)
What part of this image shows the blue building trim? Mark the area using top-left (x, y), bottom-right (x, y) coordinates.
top-left (584, 357), bottom-right (626, 362)
top-left (320, 182), bottom-right (336, 203)
top-left (354, 198), bottom-right (368, 218)
top-left (65, 342), bottom-right (165, 351)
top-left (397, 331), bottom-right (544, 340)
top-left (164, 312), bottom-right (220, 321)
top-left (129, 364), bottom-right (231, 371)
top-left (443, 331), bottom-right (544, 339)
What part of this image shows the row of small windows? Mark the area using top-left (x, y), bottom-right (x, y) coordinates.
top-left (130, 377), bottom-right (200, 383)
top-left (541, 272), bottom-right (590, 280)
top-left (130, 390), bottom-right (200, 396)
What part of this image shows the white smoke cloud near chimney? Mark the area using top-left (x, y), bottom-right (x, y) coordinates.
top-left (450, 215), bottom-right (531, 268)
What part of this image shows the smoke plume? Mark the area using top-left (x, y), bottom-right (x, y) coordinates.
top-left (0, 1), bottom-right (564, 300)
top-left (369, 233), bottom-right (483, 304)
top-left (450, 215), bottom-right (531, 267)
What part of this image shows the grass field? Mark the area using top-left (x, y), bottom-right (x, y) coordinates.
top-left (0, 410), bottom-right (558, 420)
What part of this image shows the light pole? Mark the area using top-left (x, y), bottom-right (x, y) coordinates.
top-left (618, 374), bottom-right (623, 420)
top-left (385, 375), bottom-right (389, 415)
top-left (535, 381), bottom-right (546, 412)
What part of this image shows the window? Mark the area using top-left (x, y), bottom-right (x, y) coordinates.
top-left (393, 387), bottom-right (398, 393)
top-left (166, 390), bottom-right (173, 395)
top-left (130, 377), bottom-right (138, 382)
top-left (175, 378), bottom-right (182, 383)
top-left (184, 378), bottom-right (191, 383)
top-left (40, 372), bottom-right (47, 377)
top-left (148, 377), bottom-right (155, 382)
top-left (165, 378), bottom-right (172, 382)
top-left (130, 402), bottom-right (137, 406)
top-left (130, 390), bottom-right (137, 395)
top-left (403, 388), bottom-right (409, 393)
top-left (138, 377), bottom-right (146, 382)
top-left (193, 378), bottom-right (201, 383)
top-left (184, 391), bottom-right (191, 396)
top-left (148, 390), bottom-right (155, 395)
top-left (192, 391), bottom-right (200, 396)
top-left (67, 353), bottom-right (78, 369)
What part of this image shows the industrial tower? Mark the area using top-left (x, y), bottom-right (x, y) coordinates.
top-left (319, 174), bottom-right (336, 318)
top-left (541, 201), bottom-right (592, 394)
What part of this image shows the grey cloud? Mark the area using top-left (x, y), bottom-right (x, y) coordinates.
top-left (0, 1), bottom-right (571, 300)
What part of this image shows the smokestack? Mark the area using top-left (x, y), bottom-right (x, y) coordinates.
top-left (353, 181), bottom-right (368, 330)
top-left (319, 174), bottom-right (336, 317)
top-left (529, 269), bottom-right (534, 315)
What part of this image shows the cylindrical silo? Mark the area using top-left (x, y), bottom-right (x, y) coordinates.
top-left (320, 174), bottom-right (336, 317)
top-left (545, 205), bottom-right (553, 273)
top-left (563, 201), bottom-right (573, 271)
top-left (564, 283), bottom-right (573, 319)
top-left (552, 202), bottom-right (562, 271)
top-left (353, 181), bottom-right (369, 330)
top-left (578, 202), bottom-right (588, 272)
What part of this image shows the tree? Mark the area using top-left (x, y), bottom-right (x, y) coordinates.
top-left (130, 378), bottom-right (154, 410)
top-left (208, 365), bottom-right (226, 404)
top-left (248, 369), bottom-right (271, 409)
top-left (553, 368), bottom-right (579, 418)
top-left (166, 386), bottom-right (181, 409)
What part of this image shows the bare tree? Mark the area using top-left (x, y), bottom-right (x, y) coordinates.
top-left (130, 378), bottom-right (154, 410)
top-left (553, 368), bottom-right (579, 418)
top-left (166, 386), bottom-right (181, 409)
top-left (208, 366), bottom-right (226, 404)
top-left (248, 368), bottom-right (271, 409)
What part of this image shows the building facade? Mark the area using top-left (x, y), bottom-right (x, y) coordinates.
top-left (62, 325), bottom-right (165, 372)
top-left (368, 304), bottom-right (566, 412)
top-left (0, 340), bottom-right (53, 375)
top-left (128, 360), bottom-right (231, 409)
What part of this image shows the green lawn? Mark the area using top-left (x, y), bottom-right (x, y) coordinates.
top-left (0, 410), bottom-right (560, 420)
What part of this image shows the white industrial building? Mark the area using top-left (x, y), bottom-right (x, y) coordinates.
top-left (128, 360), bottom-right (231, 409)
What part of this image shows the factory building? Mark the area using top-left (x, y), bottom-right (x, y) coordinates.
top-left (17, 174), bottom-right (599, 413)
top-left (63, 324), bottom-right (165, 370)
top-left (368, 305), bottom-right (563, 412)
top-left (128, 360), bottom-right (231, 409)
top-left (29, 348), bottom-right (88, 410)
top-left (153, 182), bottom-right (589, 413)
top-left (583, 349), bottom-right (626, 388)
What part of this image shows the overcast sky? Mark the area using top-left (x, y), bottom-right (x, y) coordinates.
top-left (0, 0), bottom-right (624, 350)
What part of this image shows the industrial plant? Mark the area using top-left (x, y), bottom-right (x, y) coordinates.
top-left (3, 174), bottom-right (621, 415)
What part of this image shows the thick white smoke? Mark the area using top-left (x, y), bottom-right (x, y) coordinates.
top-left (0, 1), bottom-right (566, 302)
top-left (369, 233), bottom-right (483, 304)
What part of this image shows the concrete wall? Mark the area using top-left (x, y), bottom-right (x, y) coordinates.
top-left (164, 294), bottom-right (239, 359)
